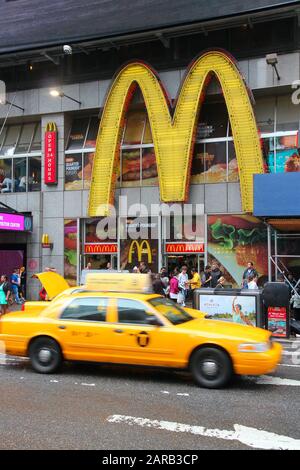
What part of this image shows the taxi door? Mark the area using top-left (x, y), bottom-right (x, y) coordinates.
top-left (108, 298), bottom-right (179, 367)
top-left (56, 296), bottom-right (116, 362)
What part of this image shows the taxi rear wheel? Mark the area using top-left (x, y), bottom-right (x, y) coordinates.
top-left (29, 337), bottom-right (62, 374)
top-left (190, 347), bottom-right (233, 389)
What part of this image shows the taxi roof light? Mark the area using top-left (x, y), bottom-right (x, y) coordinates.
top-left (84, 272), bottom-right (153, 294)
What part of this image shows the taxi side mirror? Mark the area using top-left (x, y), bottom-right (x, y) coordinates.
top-left (146, 315), bottom-right (163, 326)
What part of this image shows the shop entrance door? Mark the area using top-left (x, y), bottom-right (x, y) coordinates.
top-left (165, 254), bottom-right (204, 275)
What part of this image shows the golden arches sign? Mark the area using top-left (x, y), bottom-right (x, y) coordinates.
top-left (128, 240), bottom-right (152, 264)
top-left (88, 50), bottom-right (264, 216)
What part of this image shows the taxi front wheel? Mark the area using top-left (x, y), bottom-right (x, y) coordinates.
top-left (190, 347), bottom-right (233, 389)
top-left (29, 337), bottom-right (62, 374)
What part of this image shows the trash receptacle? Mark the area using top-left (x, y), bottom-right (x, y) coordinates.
top-left (262, 282), bottom-right (290, 339)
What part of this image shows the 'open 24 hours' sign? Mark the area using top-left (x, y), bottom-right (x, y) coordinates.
top-left (44, 122), bottom-right (58, 184)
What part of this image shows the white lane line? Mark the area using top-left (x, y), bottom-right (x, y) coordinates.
top-left (279, 363), bottom-right (300, 368)
top-left (50, 380), bottom-right (59, 383)
top-left (161, 391), bottom-right (170, 394)
top-left (107, 415), bottom-right (300, 450)
top-left (282, 351), bottom-right (298, 356)
top-left (177, 393), bottom-right (190, 397)
top-left (81, 382), bottom-right (95, 387)
top-left (256, 376), bottom-right (300, 386)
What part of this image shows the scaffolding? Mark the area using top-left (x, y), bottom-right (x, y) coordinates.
top-left (267, 225), bottom-right (300, 299)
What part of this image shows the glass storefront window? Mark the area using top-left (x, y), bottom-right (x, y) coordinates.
top-left (121, 148), bottom-right (141, 187)
top-left (123, 111), bottom-right (145, 145)
top-left (65, 154), bottom-right (83, 190)
top-left (30, 123), bottom-right (41, 152)
top-left (67, 118), bottom-right (89, 150)
top-left (262, 134), bottom-right (300, 173)
top-left (2, 125), bottom-right (19, 156)
top-left (141, 147), bottom-right (158, 186)
top-left (15, 123), bottom-right (35, 154)
top-left (143, 117), bottom-right (153, 144)
top-left (198, 102), bottom-right (228, 138)
top-left (191, 143), bottom-right (205, 184)
top-left (0, 158), bottom-right (12, 193)
top-left (14, 157), bottom-right (27, 192)
top-left (0, 127), bottom-right (7, 152)
top-left (227, 141), bottom-right (239, 182)
top-left (83, 151), bottom-right (95, 189)
top-left (203, 142), bottom-right (226, 183)
top-left (28, 156), bottom-right (41, 191)
top-left (85, 117), bottom-right (98, 148)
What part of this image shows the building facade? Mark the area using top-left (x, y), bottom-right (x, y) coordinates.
top-left (0, 0), bottom-right (300, 298)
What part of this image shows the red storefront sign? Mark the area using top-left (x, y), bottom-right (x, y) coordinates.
top-left (84, 243), bottom-right (118, 254)
top-left (267, 306), bottom-right (287, 338)
top-left (44, 122), bottom-right (58, 184)
top-left (165, 242), bottom-right (205, 253)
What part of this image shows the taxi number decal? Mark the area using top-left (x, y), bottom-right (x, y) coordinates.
top-left (136, 331), bottom-right (150, 347)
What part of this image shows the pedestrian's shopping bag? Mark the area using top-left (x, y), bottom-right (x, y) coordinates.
top-left (177, 291), bottom-right (184, 304)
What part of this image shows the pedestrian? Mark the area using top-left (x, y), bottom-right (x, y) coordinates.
top-left (211, 262), bottom-right (222, 288)
top-left (86, 262), bottom-right (92, 270)
top-left (178, 265), bottom-right (189, 307)
top-left (290, 289), bottom-right (300, 321)
top-left (19, 266), bottom-right (26, 302)
top-left (247, 274), bottom-right (258, 290)
top-left (10, 268), bottom-right (22, 304)
top-left (169, 271), bottom-right (179, 301)
top-left (216, 276), bottom-right (226, 289)
top-left (106, 262), bottom-right (112, 270)
top-left (152, 274), bottom-right (165, 296)
top-left (132, 266), bottom-right (139, 273)
top-left (242, 261), bottom-right (258, 288)
top-left (139, 261), bottom-right (149, 274)
top-left (0, 275), bottom-right (11, 315)
top-left (189, 267), bottom-right (201, 290)
top-left (160, 267), bottom-right (170, 296)
top-left (201, 265), bottom-right (212, 288)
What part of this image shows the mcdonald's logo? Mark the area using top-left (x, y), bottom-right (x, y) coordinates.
top-left (128, 240), bottom-right (152, 264)
top-left (45, 122), bottom-right (57, 132)
top-left (88, 50), bottom-right (264, 217)
top-left (84, 243), bottom-right (118, 254)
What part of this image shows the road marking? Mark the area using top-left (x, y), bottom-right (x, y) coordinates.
top-left (81, 382), bottom-right (95, 387)
top-left (50, 380), bottom-right (59, 383)
top-left (177, 393), bottom-right (190, 397)
top-left (161, 391), bottom-right (170, 394)
top-left (257, 376), bottom-right (300, 386)
top-left (279, 363), bottom-right (300, 368)
top-left (107, 415), bottom-right (300, 450)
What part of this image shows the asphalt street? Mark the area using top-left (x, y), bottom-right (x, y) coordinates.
top-left (0, 340), bottom-right (299, 451)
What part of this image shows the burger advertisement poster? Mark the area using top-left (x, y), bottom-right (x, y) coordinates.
top-left (208, 215), bottom-right (268, 288)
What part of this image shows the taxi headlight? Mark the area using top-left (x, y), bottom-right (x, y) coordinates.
top-left (238, 342), bottom-right (270, 353)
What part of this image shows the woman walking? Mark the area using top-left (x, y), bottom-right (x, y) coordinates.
top-left (0, 275), bottom-right (11, 316)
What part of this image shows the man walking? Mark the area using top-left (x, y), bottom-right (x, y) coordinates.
top-left (242, 262), bottom-right (258, 288)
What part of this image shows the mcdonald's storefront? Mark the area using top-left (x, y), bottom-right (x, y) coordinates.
top-left (2, 47), bottom-right (300, 298)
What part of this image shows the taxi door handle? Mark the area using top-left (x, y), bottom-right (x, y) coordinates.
top-left (114, 329), bottom-right (123, 333)
top-left (58, 325), bottom-right (67, 330)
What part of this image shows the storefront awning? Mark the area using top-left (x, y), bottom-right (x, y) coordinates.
top-left (267, 218), bottom-right (300, 233)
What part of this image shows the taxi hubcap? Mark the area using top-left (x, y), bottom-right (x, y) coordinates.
top-left (201, 360), bottom-right (219, 377)
top-left (38, 348), bottom-right (52, 364)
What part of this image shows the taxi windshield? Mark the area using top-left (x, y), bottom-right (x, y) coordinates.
top-left (149, 297), bottom-right (193, 325)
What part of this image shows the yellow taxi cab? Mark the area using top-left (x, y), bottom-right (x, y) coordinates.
top-left (0, 271), bottom-right (282, 389)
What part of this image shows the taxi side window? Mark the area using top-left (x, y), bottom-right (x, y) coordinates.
top-left (117, 299), bottom-right (151, 324)
top-left (61, 298), bottom-right (108, 322)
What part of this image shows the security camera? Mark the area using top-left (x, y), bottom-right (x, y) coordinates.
top-left (63, 45), bottom-right (73, 55)
top-left (266, 53), bottom-right (278, 65)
